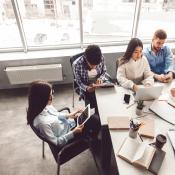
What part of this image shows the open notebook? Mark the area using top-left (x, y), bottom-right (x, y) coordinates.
top-left (118, 137), bottom-right (166, 174)
top-left (118, 137), bottom-right (156, 169)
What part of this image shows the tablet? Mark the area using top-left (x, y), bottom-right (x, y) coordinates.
top-left (77, 104), bottom-right (91, 126)
top-left (93, 80), bottom-right (115, 88)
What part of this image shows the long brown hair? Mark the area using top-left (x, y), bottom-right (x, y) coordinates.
top-left (119, 38), bottom-right (143, 66)
top-left (27, 80), bottom-right (52, 125)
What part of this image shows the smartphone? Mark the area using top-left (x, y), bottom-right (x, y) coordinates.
top-left (124, 94), bottom-right (130, 104)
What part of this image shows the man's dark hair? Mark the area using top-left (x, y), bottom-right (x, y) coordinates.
top-left (85, 45), bottom-right (102, 65)
top-left (153, 29), bottom-right (167, 40)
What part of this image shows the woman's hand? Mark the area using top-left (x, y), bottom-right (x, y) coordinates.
top-left (72, 124), bottom-right (84, 134)
top-left (133, 84), bottom-right (139, 92)
top-left (69, 108), bottom-right (83, 119)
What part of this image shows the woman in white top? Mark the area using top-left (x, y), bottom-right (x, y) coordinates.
top-left (117, 38), bottom-right (154, 91)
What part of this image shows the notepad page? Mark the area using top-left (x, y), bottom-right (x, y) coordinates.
top-left (118, 137), bottom-right (140, 163)
top-left (134, 145), bottom-right (155, 169)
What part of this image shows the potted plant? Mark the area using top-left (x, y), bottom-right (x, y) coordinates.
top-left (136, 100), bottom-right (144, 116)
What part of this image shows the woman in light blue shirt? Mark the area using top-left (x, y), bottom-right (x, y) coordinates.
top-left (27, 80), bottom-right (100, 147)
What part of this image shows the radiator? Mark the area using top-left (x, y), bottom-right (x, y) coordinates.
top-left (5, 64), bottom-right (63, 85)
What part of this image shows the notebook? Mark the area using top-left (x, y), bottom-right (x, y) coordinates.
top-left (135, 85), bottom-right (163, 101)
top-left (107, 116), bottom-right (155, 138)
top-left (118, 137), bottom-right (166, 174)
top-left (149, 100), bottom-right (175, 125)
top-left (107, 117), bottom-right (130, 130)
top-left (118, 137), bottom-right (156, 169)
top-left (77, 104), bottom-right (91, 125)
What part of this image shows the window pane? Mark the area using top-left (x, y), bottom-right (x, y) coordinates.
top-left (0, 0), bottom-right (22, 48)
top-left (83, 0), bottom-right (136, 43)
top-left (137, 0), bottom-right (175, 40)
top-left (19, 0), bottom-right (80, 46)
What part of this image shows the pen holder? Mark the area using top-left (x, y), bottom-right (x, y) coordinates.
top-left (129, 127), bottom-right (139, 138)
top-left (129, 118), bottom-right (141, 139)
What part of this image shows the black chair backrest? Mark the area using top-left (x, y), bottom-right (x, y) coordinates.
top-left (70, 52), bottom-right (84, 95)
top-left (70, 52), bottom-right (84, 67)
top-left (30, 124), bottom-right (60, 162)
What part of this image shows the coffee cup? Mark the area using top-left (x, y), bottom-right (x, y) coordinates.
top-left (155, 134), bottom-right (167, 149)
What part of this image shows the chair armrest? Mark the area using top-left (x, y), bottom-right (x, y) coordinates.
top-left (58, 107), bottom-right (71, 113)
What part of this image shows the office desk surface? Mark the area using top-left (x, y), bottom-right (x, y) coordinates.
top-left (96, 82), bottom-right (175, 175)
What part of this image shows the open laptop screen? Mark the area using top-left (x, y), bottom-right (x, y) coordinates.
top-left (135, 85), bottom-right (164, 101)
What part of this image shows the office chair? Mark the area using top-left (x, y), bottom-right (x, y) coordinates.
top-left (70, 52), bottom-right (85, 107)
top-left (115, 57), bottom-right (122, 85)
top-left (29, 107), bottom-right (93, 175)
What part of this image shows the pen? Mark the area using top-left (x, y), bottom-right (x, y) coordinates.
top-left (126, 102), bottom-right (136, 109)
top-left (138, 133), bottom-right (143, 142)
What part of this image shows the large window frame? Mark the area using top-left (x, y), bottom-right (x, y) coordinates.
top-left (0, 0), bottom-right (175, 53)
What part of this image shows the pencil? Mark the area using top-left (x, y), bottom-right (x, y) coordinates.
top-left (138, 133), bottom-right (143, 142)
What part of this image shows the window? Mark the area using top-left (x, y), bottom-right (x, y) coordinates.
top-left (137, 0), bottom-right (175, 40)
top-left (0, 0), bottom-right (175, 53)
top-left (19, 0), bottom-right (80, 46)
top-left (82, 0), bottom-right (136, 43)
top-left (0, 0), bottom-right (22, 49)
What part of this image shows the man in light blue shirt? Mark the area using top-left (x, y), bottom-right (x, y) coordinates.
top-left (144, 29), bottom-right (174, 83)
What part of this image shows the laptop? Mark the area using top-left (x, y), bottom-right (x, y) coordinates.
top-left (135, 85), bottom-right (164, 101)
top-left (77, 104), bottom-right (91, 126)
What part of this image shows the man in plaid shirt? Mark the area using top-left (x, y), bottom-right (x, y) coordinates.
top-left (73, 45), bottom-right (107, 112)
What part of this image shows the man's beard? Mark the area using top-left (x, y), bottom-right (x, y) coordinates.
top-left (153, 45), bottom-right (161, 52)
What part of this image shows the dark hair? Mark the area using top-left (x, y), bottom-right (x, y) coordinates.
top-left (153, 29), bottom-right (167, 40)
top-left (85, 45), bottom-right (102, 65)
top-left (27, 80), bottom-right (52, 125)
top-left (119, 38), bottom-right (143, 65)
